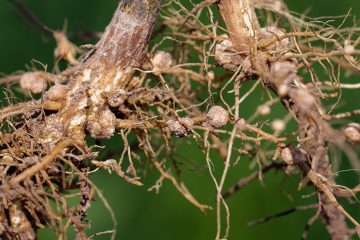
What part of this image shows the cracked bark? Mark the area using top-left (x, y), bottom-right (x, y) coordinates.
top-left (40, 0), bottom-right (160, 145)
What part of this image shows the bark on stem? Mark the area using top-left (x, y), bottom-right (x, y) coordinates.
top-left (39, 0), bottom-right (160, 144)
top-left (218, 0), bottom-right (259, 51)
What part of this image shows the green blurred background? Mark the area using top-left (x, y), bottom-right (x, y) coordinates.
top-left (0, 0), bottom-right (359, 239)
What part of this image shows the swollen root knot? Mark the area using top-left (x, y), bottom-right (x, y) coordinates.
top-left (169, 117), bottom-right (193, 137)
top-left (270, 61), bottom-right (297, 97)
top-left (344, 123), bottom-right (360, 144)
top-left (344, 40), bottom-right (355, 55)
top-left (257, 104), bottom-right (271, 115)
top-left (86, 108), bottom-right (116, 139)
top-left (215, 39), bottom-right (252, 72)
top-left (281, 147), bottom-right (294, 165)
top-left (20, 72), bottom-right (47, 94)
top-left (47, 84), bottom-right (67, 101)
top-left (151, 51), bottom-right (173, 70)
top-left (271, 119), bottom-right (285, 132)
top-left (206, 106), bottom-right (229, 128)
top-left (235, 118), bottom-right (246, 132)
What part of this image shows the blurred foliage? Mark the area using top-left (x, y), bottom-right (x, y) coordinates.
top-left (0, 0), bottom-right (359, 239)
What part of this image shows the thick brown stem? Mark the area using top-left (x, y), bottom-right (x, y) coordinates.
top-left (218, 0), bottom-right (259, 51)
top-left (82, 0), bottom-right (160, 71)
top-left (1, 1), bottom-right (160, 238)
top-left (39, 0), bottom-right (159, 144)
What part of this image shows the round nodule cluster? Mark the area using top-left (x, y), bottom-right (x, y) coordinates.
top-left (235, 118), bottom-right (246, 132)
top-left (270, 61), bottom-right (297, 97)
top-left (151, 51), bottom-right (173, 69)
top-left (344, 40), bottom-right (355, 55)
top-left (215, 39), bottom-right (252, 72)
top-left (108, 89), bottom-right (127, 107)
top-left (271, 119), bottom-right (285, 132)
top-left (281, 147), bottom-right (294, 165)
top-left (206, 71), bottom-right (215, 81)
top-left (47, 84), bottom-right (67, 101)
top-left (344, 123), bottom-right (360, 144)
top-left (20, 72), bottom-right (47, 94)
top-left (86, 109), bottom-right (116, 139)
top-left (206, 106), bottom-right (229, 128)
top-left (257, 104), bottom-right (271, 115)
top-left (169, 117), bottom-right (193, 137)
